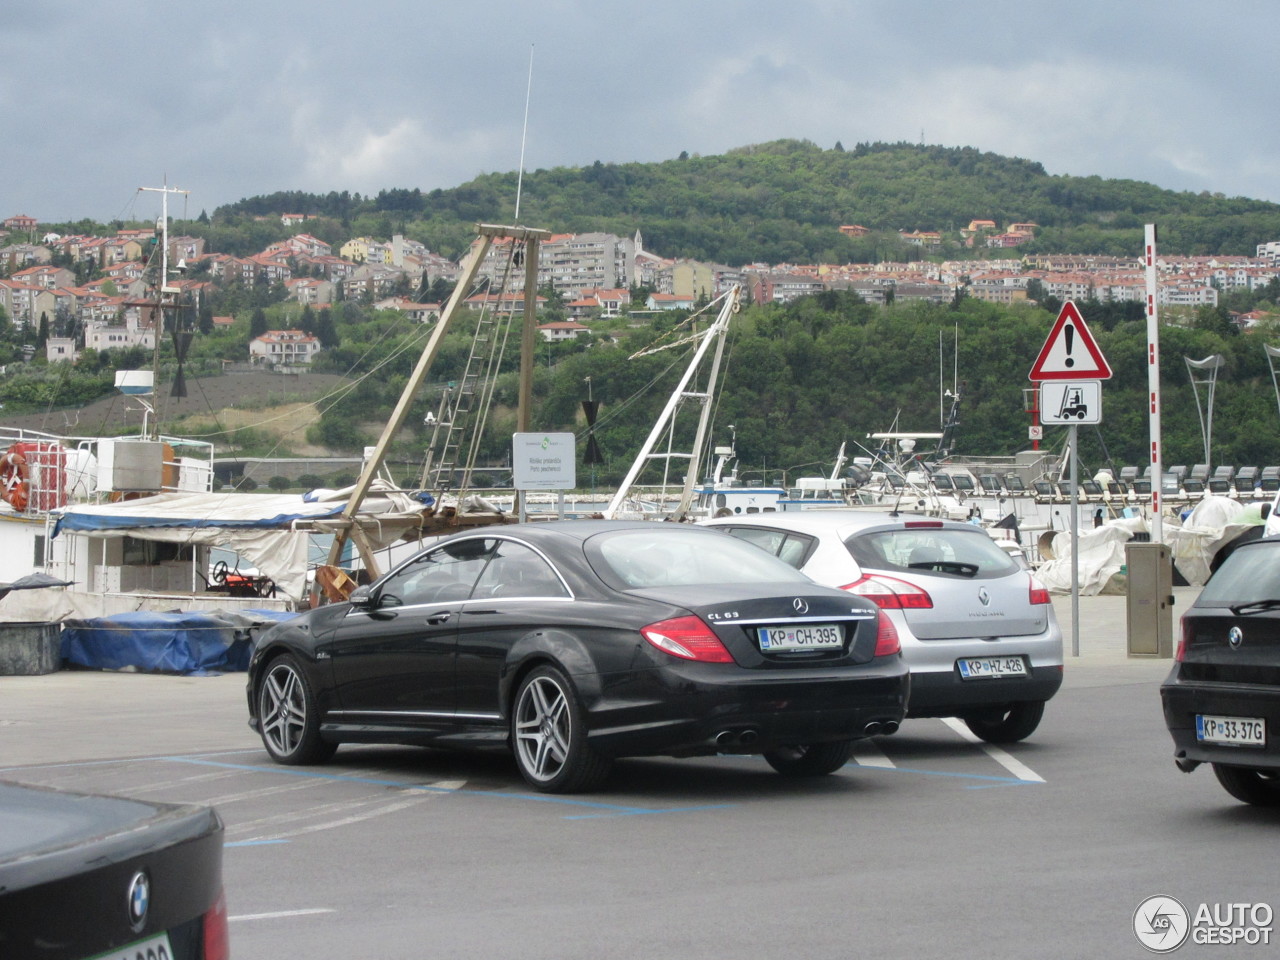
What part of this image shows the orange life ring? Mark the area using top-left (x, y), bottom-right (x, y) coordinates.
top-left (0, 450), bottom-right (30, 512)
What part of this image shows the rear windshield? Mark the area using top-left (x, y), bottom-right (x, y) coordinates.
top-left (845, 527), bottom-right (1018, 579)
top-left (592, 528), bottom-right (810, 589)
top-left (1199, 545), bottom-right (1280, 605)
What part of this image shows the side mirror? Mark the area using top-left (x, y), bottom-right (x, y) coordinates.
top-left (348, 584), bottom-right (375, 608)
top-left (1262, 503), bottom-right (1272, 521)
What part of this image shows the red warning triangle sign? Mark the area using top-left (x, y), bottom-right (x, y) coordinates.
top-left (1029, 301), bottom-right (1112, 381)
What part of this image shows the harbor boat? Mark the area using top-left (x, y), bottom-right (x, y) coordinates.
top-left (0, 421), bottom-right (445, 621)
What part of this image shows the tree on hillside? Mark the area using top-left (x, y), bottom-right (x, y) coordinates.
top-left (249, 308), bottom-right (268, 339)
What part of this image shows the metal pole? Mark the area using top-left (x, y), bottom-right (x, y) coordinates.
top-left (1144, 225), bottom-right (1163, 543)
top-left (1070, 423), bottom-right (1080, 658)
top-left (1265, 344), bottom-right (1280, 424)
top-left (514, 235), bottom-right (541, 518)
top-left (1185, 354), bottom-right (1224, 473)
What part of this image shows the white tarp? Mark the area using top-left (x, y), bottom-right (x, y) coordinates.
top-left (53, 484), bottom-right (436, 601)
top-left (1036, 517), bottom-right (1147, 595)
top-left (1166, 496), bottom-right (1262, 586)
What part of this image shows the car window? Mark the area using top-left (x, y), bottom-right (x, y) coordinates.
top-left (592, 528), bottom-right (810, 588)
top-left (1199, 546), bottom-right (1280, 605)
top-left (471, 540), bottom-right (570, 599)
top-left (379, 538), bottom-right (495, 605)
top-left (719, 526), bottom-right (816, 570)
top-left (845, 528), bottom-right (1018, 578)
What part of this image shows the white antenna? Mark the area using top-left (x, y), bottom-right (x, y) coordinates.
top-left (514, 45), bottom-right (534, 222)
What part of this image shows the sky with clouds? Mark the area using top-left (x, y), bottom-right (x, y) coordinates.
top-left (4, 0), bottom-right (1276, 226)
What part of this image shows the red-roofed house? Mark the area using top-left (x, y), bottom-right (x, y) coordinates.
top-left (537, 319), bottom-right (590, 342)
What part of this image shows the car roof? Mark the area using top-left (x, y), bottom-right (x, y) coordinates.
top-left (701, 510), bottom-right (976, 536)
top-left (439, 519), bottom-right (726, 545)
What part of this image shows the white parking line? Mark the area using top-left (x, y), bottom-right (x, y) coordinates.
top-left (108, 769), bottom-right (240, 794)
top-left (226, 782), bottom-right (463, 842)
top-left (230, 908), bottom-right (335, 922)
top-left (851, 740), bottom-right (896, 768)
top-left (940, 717), bottom-right (1045, 783)
top-left (203, 778), bottom-right (324, 806)
top-left (241, 795), bottom-right (431, 843)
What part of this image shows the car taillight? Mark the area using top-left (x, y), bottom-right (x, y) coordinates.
top-left (842, 574), bottom-right (933, 609)
top-left (641, 616), bottom-right (735, 663)
top-left (874, 610), bottom-right (900, 656)
top-left (1029, 575), bottom-right (1051, 605)
top-left (1175, 615), bottom-right (1190, 662)
top-left (203, 888), bottom-right (229, 960)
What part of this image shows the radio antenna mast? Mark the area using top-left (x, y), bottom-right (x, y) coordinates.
top-left (514, 45), bottom-right (534, 222)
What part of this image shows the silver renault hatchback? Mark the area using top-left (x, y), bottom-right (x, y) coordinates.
top-left (703, 511), bottom-right (1063, 742)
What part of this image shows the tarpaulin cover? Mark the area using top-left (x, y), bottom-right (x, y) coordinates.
top-left (50, 485), bottom-right (438, 601)
top-left (60, 609), bottom-right (298, 675)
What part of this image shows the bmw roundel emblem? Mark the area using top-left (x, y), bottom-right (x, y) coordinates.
top-left (978, 587), bottom-right (991, 607)
top-left (127, 871), bottom-right (150, 930)
top-left (1229, 626), bottom-right (1244, 649)
top-left (793, 598), bottom-right (809, 614)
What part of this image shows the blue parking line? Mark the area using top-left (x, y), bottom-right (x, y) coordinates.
top-left (164, 755), bottom-right (737, 819)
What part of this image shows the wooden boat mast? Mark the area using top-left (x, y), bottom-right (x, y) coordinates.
top-left (325, 223), bottom-right (550, 577)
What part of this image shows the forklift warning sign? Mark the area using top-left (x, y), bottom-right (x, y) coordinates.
top-left (1029, 301), bottom-right (1112, 381)
top-left (1040, 381), bottom-right (1102, 424)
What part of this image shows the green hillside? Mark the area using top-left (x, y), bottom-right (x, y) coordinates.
top-left (214, 140), bottom-right (1280, 263)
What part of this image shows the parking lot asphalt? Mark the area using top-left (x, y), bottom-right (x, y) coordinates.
top-left (0, 585), bottom-right (1197, 768)
top-left (5, 583), bottom-right (1264, 960)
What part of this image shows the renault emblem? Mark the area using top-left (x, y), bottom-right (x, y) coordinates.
top-left (1229, 626), bottom-right (1244, 649)
top-left (127, 871), bottom-right (150, 930)
top-left (793, 598), bottom-right (809, 614)
top-left (978, 587), bottom-right (991, 607)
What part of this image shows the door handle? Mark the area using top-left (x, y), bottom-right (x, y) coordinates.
top-left (427, 611), bottom-right (451, 625)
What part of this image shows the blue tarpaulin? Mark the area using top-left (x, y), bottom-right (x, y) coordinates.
top-left (60, 609), bottom-right (298, 675)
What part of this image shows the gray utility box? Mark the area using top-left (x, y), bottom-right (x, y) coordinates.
top-left (1126, 542), bottom-right (1175, 657)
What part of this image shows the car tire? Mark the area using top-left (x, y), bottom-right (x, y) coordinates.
top-left (512, 665), bottom-right (612, 793)
top-left (257, 654), bottom-right (337, 765)
top-left (1212, 764), bottom-right (1280, 806)
top-left (763, 741), bottom-right (855, 777)
top-left (962, 700), bottom-right (1045, 743)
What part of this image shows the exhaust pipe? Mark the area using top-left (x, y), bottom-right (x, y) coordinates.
top-left (863, 719), bottom-right (901, 737)
top-left (715, 728), bottom-right (762, 749)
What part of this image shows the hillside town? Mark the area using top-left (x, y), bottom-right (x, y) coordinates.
top-left (2, 212), bottom-right (1279, 368)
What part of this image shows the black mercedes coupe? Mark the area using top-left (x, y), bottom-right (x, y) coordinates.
top-left (248, 521), bottom-right (909, 793)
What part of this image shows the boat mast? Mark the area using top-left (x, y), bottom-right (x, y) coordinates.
top-left (138, 179), bottom-right (188, 439)
top-left (604, 286), bottom-right (739, 520)
top-left (325, 223), bottom-right (548, 578)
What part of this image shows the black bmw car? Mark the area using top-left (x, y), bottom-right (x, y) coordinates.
top-left (1161, 535), bottom-right (1280, 805)
top-left (0, 781), bottom-right (226, 960)
top-left (248, 520), bottom-right (909, 793)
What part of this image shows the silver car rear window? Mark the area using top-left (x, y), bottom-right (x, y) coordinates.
top-left (594, 528), bottom-right (811, 588)
top-left (845, 528), bottom-right (1019, 579)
